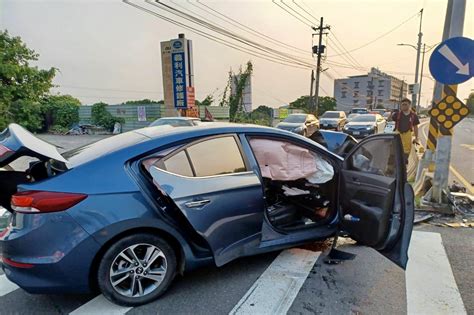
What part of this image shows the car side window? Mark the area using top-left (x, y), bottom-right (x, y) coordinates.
top-left (162, 150), bottom-right (194, 177)
top-left (349, 139), bottom-right (396, 177)
top-left (157, 136), bottom-right (247, 177)
top-left (187, 137), bottom-right (247, 177)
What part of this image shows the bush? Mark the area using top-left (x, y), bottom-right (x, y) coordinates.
top-left (9, 100), bottom-right (43, 132)
top-left (41, 95), bottom-right (81, 130)
top-left (91, 102), bottom-right (124, 131)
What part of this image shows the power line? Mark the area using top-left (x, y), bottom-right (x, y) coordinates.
top-left (123, 0), bottom-right (312, 69)
top-left (327, 10), bottom-right (421, 57)
top-left (192, 0), bottom-right (310, 55)
top-left (292, 0), bottom-right (319, 23)
top-left (146, 0), bottom-right (316, 67)
top-left (272, 0), bottom-right (313, 28)
top-left (280, 0), bottom-right (315, 26)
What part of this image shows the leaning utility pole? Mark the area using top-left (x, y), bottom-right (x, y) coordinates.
top-left (413, 8), bottom-right (424, 113)
top-left (312, 17), bottom-right (330, 115)
top-left (431, 0), bottom-right (466, 203)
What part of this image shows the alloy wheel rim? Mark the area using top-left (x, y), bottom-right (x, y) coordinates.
top-left (109, 243), bottom-right (167, 298)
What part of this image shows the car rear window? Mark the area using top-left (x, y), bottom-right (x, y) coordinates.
top-left (62, 131), bottom-right (147, 168)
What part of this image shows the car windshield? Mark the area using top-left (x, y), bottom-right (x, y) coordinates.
top-left (352, 109), bottom-right (368, 114)
top-left (151, 119), bottom-right (193, 127)
top-left (351, 115), bottom-right (376, 122)
top-left (348, 114), bottom-right (359, 118)
top-left (321, 112), bottom-right (340, 118)
top-left (283, 114), bottom-right (306, 123)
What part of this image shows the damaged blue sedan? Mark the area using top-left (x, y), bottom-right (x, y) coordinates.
top-left (0, 123), bottom-right (413, 306)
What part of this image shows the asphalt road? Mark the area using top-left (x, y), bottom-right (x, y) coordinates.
top-left (419, 117), bottom-right (474, 192)
top-left (1, 133), bottom-right (472, 314)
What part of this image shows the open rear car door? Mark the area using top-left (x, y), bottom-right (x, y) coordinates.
top-left (339, 134), bottom-right (414, 269)
top-left (0, 124), bottom-right (67, 211)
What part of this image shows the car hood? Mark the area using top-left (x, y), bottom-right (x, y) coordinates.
top-left (0, 124), bottom-right (67, 167)
top-left (276, 122), bottom-right (303, 128)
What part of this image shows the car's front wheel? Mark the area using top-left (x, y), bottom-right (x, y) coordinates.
top-left (97, 234), bottom-right (177, 306)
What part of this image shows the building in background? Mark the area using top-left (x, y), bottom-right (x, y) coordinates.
top-left (160, 33), bottom-right (196, 117)
top-left (334, 68), bottom-right (408, 112)
top-left (231, 74), bottom-right (252, 113)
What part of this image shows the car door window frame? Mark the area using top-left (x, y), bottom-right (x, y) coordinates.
top-left (157, 134), bottom-right (251, 178)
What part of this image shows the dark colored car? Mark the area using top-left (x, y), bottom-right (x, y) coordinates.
top-left (319, 111), bottom-right (347, 131)
top-left (0, 123), bottom-right (413, 306)
top-left (276, 114), bottom-right (319, 137)
top-left (149, 117), bottom-right (201, 127)
top-left (343, 114), bottom-right (387, 138)
top-left (349, 108), bottom-right (369, 115)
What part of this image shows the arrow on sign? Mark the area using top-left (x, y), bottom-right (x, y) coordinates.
top-left (438, 44), bottom-right (470, 75)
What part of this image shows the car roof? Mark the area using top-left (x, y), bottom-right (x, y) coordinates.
top-left (64, 122), bottom-right (343, 169)
top-left (157, 117), bottom-right (199, 121)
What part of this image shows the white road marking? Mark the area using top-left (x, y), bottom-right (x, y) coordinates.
top-left (406, 231), bottom-right (466, 315)
top-left (0, 274), bottom-right (19, 297)
top-left (229, 248), bottom-right (320, 315)
top-left (69, 295), bottom-right (132, 315)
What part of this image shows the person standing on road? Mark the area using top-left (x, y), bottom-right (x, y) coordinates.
top-left (391, 98), bottom-right (420, 162)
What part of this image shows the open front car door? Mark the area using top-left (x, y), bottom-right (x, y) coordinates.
top-left (339, 134), bottom-right (414, 269)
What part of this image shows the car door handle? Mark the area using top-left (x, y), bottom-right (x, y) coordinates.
top-left (185, 200), bottom-right (211, 208)
top-left (352, 177), bottom-right (361, 185)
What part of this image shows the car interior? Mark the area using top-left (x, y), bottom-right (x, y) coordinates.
top-left (248, 137), bottom-right (337, 231)
top-left (139, 136), bottom-right (338, 234)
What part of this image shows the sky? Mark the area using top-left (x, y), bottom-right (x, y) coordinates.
top-left (1, 0), bottom-right (473, 108)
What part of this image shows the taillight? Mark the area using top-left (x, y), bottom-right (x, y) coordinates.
top-left (11, 191), bottom-right (87, 213)
top-left (0, 144), bottom-right (13, 158)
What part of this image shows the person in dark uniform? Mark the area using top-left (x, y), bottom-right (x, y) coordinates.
top-left (391, 98), bottom-right (420, 162)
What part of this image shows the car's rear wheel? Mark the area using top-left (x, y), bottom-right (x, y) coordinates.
top-left (98, 234), bottom-right (177, 306)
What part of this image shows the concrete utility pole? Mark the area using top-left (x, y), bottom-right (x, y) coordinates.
top-left (431, 0), bottom-right (466, 203)
top-left (312, 17), bottom-right (330, 115)
top-left (417, 43), bottom-right (426, 109)
top-left (309, 69), bottom-right (315, 109)
top-left (413, 9), bottom-right (424, 113)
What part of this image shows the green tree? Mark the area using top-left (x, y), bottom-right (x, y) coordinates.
top-left (467, 92), bottom-right (474, 115)
top-left (288, 96), bottom-right (336, 116)
top-left (91, 102), bottom-right (124, 131)
top-left (196, 95), bottom-right (214, 106)
top-left (42, 94), bottom-right (81, 130)
top-left (123, 99), bottom-right (163, 105)
top-left (0, 30), bottom-right (56, 130)
top-left (8, 100), bottom-right (43, 131)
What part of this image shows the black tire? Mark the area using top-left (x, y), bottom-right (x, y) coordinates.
top-left (97, 234), bottom-right (177, 306)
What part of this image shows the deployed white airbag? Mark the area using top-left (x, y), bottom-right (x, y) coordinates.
top-left (249, 138), bottom-right (334, 183)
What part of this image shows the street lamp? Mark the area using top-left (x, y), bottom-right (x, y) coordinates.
top-left (397, 8), bottom-right (423, 113)
top-left (397, 43), bottom-right (425, 114)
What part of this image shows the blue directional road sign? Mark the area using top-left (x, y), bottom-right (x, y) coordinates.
top-left (429, 37), bottom-right (473, 85)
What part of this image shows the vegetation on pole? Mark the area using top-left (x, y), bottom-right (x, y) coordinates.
top-left (228, 61), bottom-right (253, 121)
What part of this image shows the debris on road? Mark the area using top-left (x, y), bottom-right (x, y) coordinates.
top-left (414, 213), bottom-right (434, 224)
